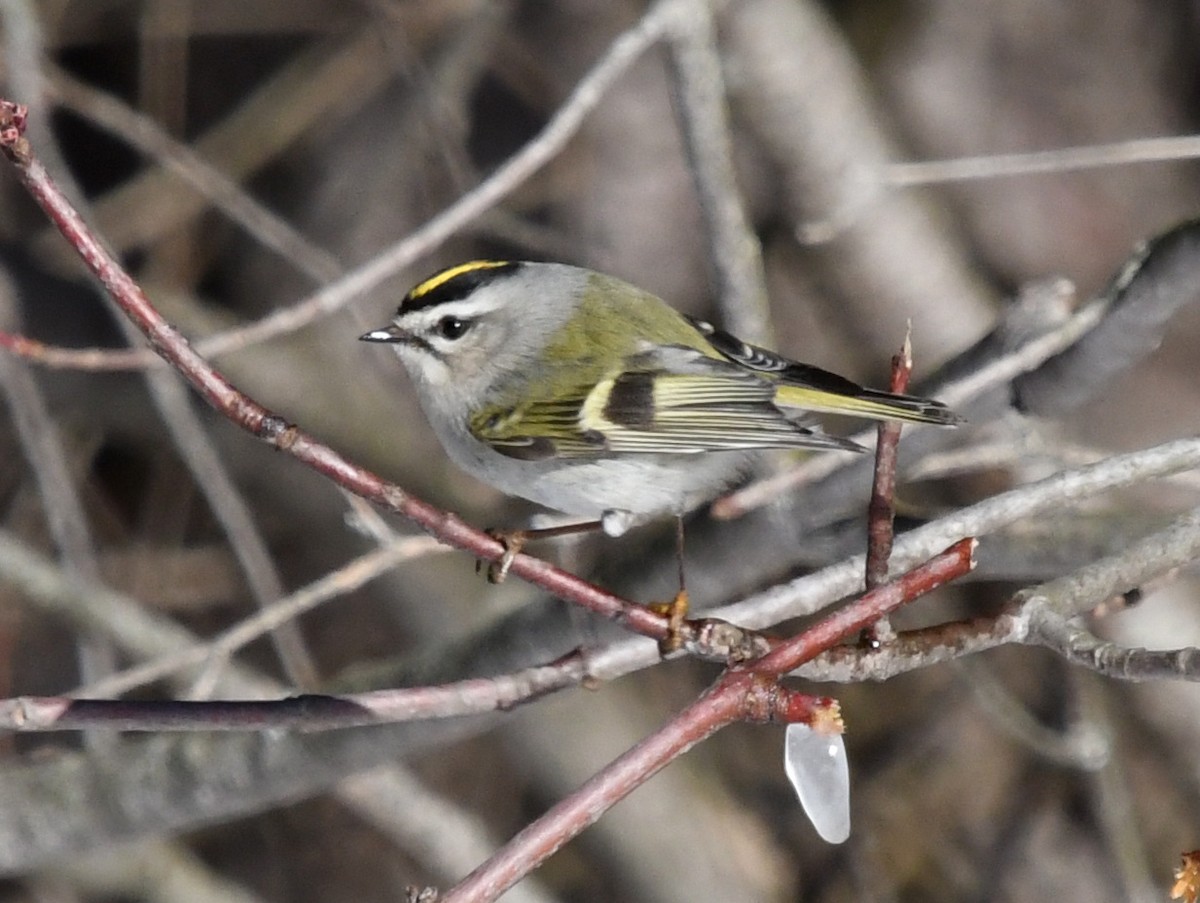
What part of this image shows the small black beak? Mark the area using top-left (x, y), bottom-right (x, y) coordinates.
top-left (359, 324), bottom-right (408, 344)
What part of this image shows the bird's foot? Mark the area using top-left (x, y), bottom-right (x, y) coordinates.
top-left (650, 589), bottom-right (690, 654)
top-left (480, 528), bottom-right (527, 584)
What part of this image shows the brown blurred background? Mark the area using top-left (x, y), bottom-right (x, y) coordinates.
top-left (1, 1), bottom-right (1199, 901)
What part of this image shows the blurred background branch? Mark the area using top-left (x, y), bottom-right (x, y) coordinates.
top-left (0, 1), bottom-right (1199, 901)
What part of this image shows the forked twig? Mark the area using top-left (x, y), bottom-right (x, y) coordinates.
top-left (443, 539), bottom-right (974, 903)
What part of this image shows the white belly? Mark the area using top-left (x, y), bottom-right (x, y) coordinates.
top-left (426, 407), bottom-right (752, 532)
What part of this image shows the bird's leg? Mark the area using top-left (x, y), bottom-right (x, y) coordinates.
top-left (483, 520), bottom-right (604, 584)
top-left (650, 516), bottom-right (689, 653)
top-left (486, 516), bottom-right (692, 655)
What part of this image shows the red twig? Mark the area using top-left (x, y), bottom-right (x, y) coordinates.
top-left (862, 332), bottom-right (914, 645)
top-left (866, 334), bottom-right (912, 587)
top-left (445, 538), bottom-right (975, 902)
top-left (0, 99), bottom-right (680, 646)
top-left (748, 537), bottom-right (974, 677)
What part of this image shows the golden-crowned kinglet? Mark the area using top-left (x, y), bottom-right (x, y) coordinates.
top-left (361, 261), bottom-right (957, 536)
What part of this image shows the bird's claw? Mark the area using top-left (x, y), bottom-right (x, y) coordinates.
top-left (651, 589), bottom-right (690, 654)
top-left (482, 528), bottom-right (526, 584)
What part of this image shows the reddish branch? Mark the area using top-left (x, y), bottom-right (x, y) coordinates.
top-left (866, 335), bottom-right (913, 589)
top-left (861, 336), bottom-right (915, 646)
top-left (445, 538), bottom-right (975, 903)
top-left (0, 99), bottom-right (679, 646)
top-left (0, 538), bottom-right (974, 734)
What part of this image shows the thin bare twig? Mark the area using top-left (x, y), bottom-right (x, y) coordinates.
top-left (1033, 622), bottom-right (1200, 681)
top-left (665, 0), bottom-right (772, 344)
top-left (793, 614), bottom-right (1022, 682)
top-left (84, 534), bottom-right (448, 699)
top-left (865, 334), bottom-right (913, 589)
top-left (888, 134), bottom-right (1200, 187)
top-left (0, 0), bottom-right (685, 372)
top-left (861, 332), bottom-right (913, 645)
top-left (728, 440), bottom-right (1200, 626)
top-left (45, 64), bottom-right (343, 284)
top-left (0, 538), bottom-right (973, 734)
top-left (588, 437), bottom-right (1200, 683)
top-left (1021, 504), bottom-right (1200, 626)
top-left (748, 539), bottom-right (977, 676)
top-left (799, 503), bottom-right (1200, 685)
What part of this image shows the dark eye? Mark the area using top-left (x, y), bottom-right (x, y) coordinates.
top-left (435, 316), bottom-right (471, 340)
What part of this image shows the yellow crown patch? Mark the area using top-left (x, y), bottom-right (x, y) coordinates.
top-left (410, 260), bottom-right (511, 300)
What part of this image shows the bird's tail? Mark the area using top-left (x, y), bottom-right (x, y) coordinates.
top-left (775, 382), bottom-right (960, 426)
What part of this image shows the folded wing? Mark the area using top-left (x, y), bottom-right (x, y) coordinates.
top-left (470, 345), bottom-right (864, 460)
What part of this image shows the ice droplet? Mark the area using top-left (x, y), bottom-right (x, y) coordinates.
top-left (784, 722), bottom-right (850, 843)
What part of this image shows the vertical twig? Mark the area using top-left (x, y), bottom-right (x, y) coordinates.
top-left (862, 329), bottom-right (913, 646)
top-left (665, 0), bottom-right (773, 344)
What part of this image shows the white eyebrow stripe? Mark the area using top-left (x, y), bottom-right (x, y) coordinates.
top-left (398, 295), bottom-right (505, 328)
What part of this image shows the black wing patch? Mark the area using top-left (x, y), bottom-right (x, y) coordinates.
top-left (686, 315), bottom-right (868, 396)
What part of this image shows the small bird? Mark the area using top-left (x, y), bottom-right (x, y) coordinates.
top-left (361, 260), bottom-right (957, 543)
